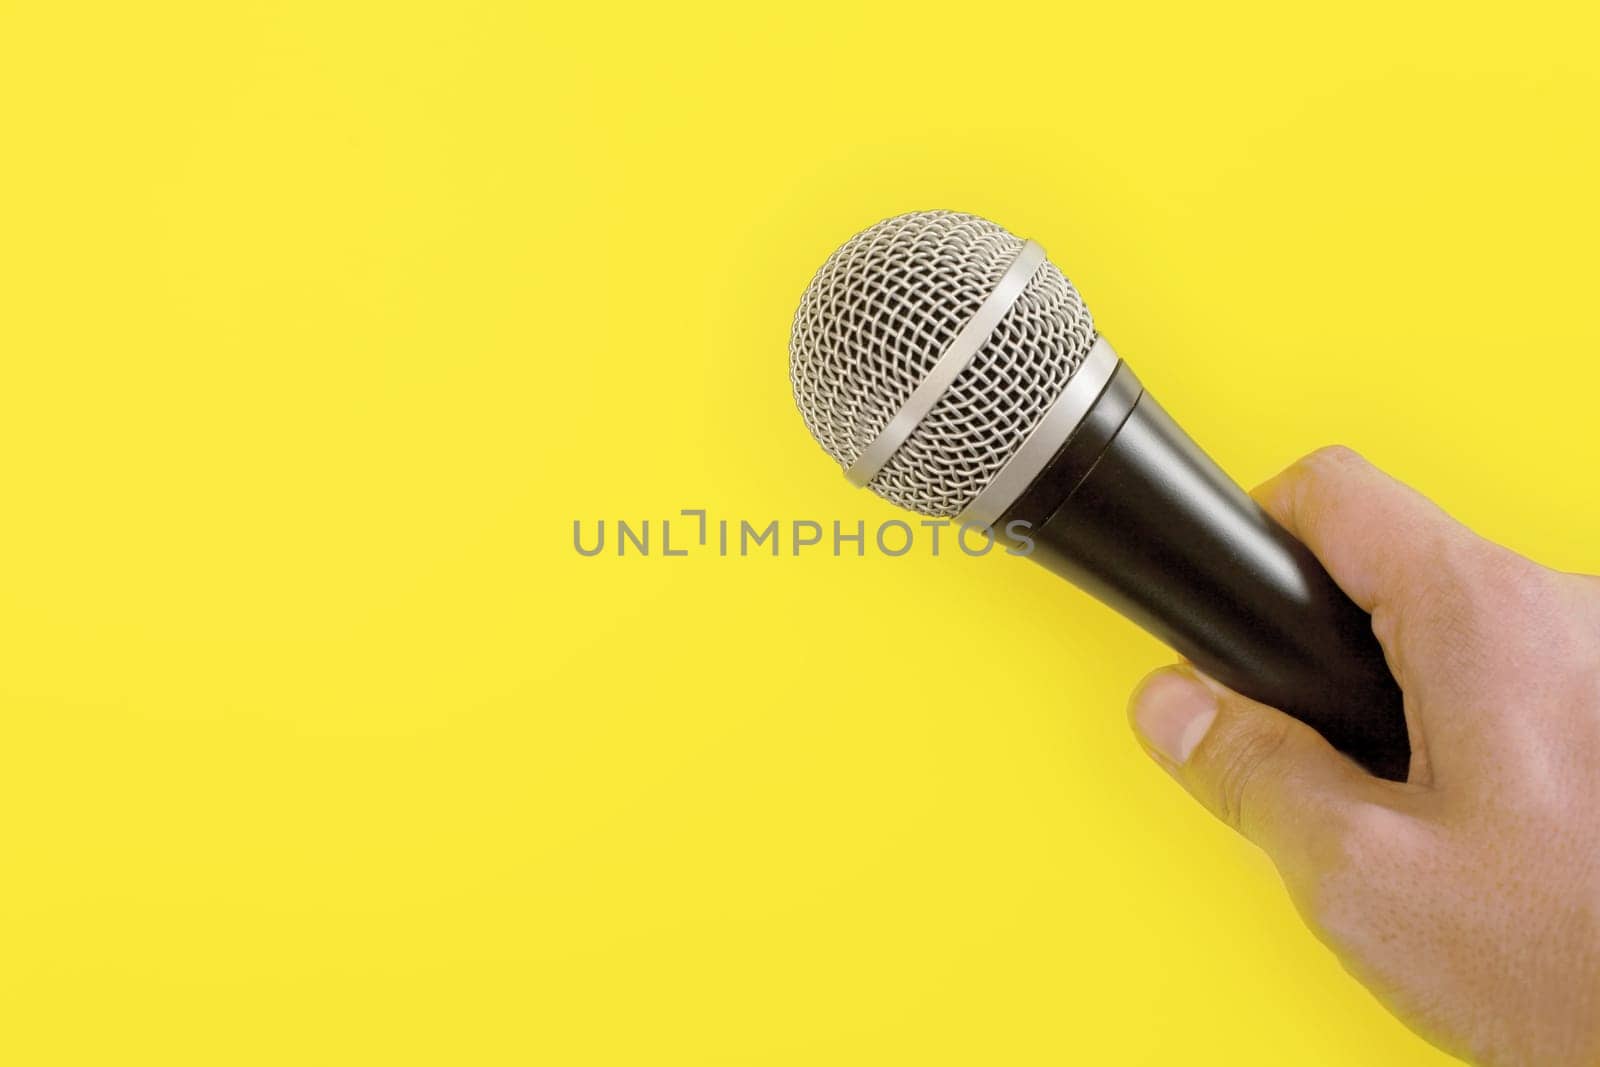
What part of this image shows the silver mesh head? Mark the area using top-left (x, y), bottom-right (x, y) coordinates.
top-left (789, 210), bottom-right (1097, 517)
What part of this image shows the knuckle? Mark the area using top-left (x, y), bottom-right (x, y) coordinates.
top-left (1293, 445), bottom-right (1368, 493)
top-left (1280, 445), bottom-right (1367, 525)
top-left (1329, 802), bottom-right (1403, 867)
top-left (1303, 804), bottom-right (1424, 941)
top-left (1210, 715), bottom-right (1294, 834)
top-left (1302, 443), bottom-right (1365, 471)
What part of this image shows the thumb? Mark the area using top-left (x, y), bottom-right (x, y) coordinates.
top-left (1129, 666), bottom-right (1376, 862)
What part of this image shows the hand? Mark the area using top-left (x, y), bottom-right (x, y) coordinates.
top-left (1128, 446), bottom-right (1600, 1066)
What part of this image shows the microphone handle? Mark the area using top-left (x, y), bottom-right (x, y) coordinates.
top-left (1000, 361), bottom-right (1411, 781)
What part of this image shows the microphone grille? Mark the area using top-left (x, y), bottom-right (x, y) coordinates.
top-left (789, 211), bottom-right (1096, 517)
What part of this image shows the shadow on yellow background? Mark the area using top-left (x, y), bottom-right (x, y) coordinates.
top-left (2, 2), bottom-right (1596, 1063)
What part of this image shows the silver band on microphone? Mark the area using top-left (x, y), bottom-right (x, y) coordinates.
top-left (958, 335), bottom-right (1120, 528)
top-left (845, 240), bottom-right (1047, 488)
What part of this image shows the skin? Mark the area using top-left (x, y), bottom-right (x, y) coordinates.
top-left (1129, 446), bottom-right (1600, 1067)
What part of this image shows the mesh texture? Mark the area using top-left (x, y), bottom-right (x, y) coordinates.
top-left (788, 210), bottom-right (1097, 516)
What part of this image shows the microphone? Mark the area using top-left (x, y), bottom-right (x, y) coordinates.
top-left (789, 211), bottom-right (1410, 781)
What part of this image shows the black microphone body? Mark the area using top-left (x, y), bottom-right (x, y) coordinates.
top-left (1000, 361), bottom-right (1411, 781)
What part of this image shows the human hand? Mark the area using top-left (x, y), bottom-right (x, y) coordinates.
top-left (1129, 446), bottom-right (1600, 1066)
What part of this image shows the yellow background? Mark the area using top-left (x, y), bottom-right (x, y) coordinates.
top-left (2, 2), bottom-right (1597, 1063)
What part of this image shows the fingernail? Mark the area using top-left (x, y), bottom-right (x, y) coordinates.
top-left (1131, 671), bottom-right (1218, 765)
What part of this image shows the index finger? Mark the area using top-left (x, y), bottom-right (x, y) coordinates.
top-left (1251, 446), bottom-right (1477, 616)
